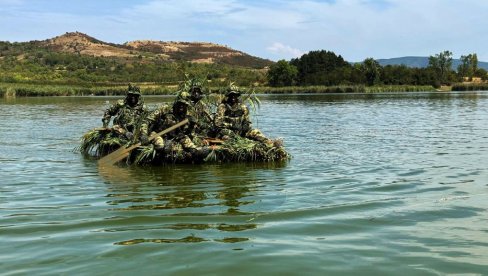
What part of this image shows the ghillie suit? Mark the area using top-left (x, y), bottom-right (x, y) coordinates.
top-left (204, 136), bottom-right (290, 163)
top-left (101, 84), bottom-right (148, 142)
top-left (78, 127), bottom-right (128, 158)
top-left (79, 84), bottom-right (148, 158)
top-left (78, 81), bottom-right (291, 165)
top-left (214, 87), bottom-right (269, 143)
top-left (176, 78), bottom-right (213, 138)
top-left (135, 99), bottom-right (210, 165)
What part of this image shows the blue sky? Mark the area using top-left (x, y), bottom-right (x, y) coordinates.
top-left (1, 0), bottom-right (488, 62)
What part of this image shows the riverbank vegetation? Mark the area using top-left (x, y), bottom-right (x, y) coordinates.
top-left (267, 50), bottom-right (488, 91)
top-left (1, 35), bottom-right (487, 97)
top-left (0, 82), bottom-right (437, 98)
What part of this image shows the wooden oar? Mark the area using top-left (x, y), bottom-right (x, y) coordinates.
top-left (98, 118), bottom-right (189, 166)
top-left (204, 138), bottom-right (224, 145)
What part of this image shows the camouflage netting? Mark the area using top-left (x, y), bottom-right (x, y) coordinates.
top-left (78, 128), bottom-right (290, 165)
top-left (78, 128), bottom-right (128, 157)
top-left (78, 78), bottom-right (291, 165)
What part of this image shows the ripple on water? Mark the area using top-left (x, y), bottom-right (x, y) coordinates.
top-left (2, 94), bottom-right (488, 274)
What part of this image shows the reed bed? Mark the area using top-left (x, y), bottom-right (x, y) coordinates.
top-left (0, 83), bottom-right (178, 97)
top-left (255, 85), bottom-right (435, 94)
top-left (1, 83), bottom-right (437, 97)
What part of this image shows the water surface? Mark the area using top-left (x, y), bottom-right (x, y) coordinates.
top-left (1, 92), bottom-right (488, 275)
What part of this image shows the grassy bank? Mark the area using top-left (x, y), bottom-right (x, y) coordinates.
top-left (0, 83), bottom-right (438, 97)
top-left (0, 83), bottom-right (178, 97)
top-left (255, 85), bottom-right (436, 94)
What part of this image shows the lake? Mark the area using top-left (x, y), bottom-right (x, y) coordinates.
top-left (1, 92), bottom-right (488, 275)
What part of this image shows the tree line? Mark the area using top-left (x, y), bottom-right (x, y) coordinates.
top-left (1, 40), bottom-right (486, 90)
top-left (267, 50), bottom-right (487, 88)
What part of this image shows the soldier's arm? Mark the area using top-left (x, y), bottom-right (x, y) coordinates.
top-left (102, 101), bottom-right (123, 127)
top-left (141, 108), bottom-right (161, 135)
top-left (214, 104), bottom-right (230, 128)
top-left (241, 104), bottom-right (252, 131)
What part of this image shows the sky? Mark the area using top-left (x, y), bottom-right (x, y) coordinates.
top-left (1, 0), bottom-right (488, 62)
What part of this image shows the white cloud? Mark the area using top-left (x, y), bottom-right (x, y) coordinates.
top-left (267, 42), bottom-right (304, 59)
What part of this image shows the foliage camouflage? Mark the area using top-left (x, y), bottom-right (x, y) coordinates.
top-left (78, 79), bottom-right (290, 165)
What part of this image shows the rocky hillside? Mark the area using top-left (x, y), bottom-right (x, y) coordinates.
top-left (0, 32), bottom-right (270, 85)
top-left (37, 32), bottom-right (272, 68)
top-left (42, 32), bottom-right (134, 57)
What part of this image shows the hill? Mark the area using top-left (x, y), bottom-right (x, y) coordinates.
top-left (6, 31), bottom-right (273, 68)
top-left (0, 32), bottom-right (273, 86)
top-left (376, 56), bottom-right (488, 70)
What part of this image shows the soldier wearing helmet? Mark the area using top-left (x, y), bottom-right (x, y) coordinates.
top-left (177, 83), bottom-right (213, 137)
top-left (101, 84), bottom-right (148, 141)
top-left (214, 86), bottom-right (271, 143)
top-left (142, 98), bottom-right (209, 161)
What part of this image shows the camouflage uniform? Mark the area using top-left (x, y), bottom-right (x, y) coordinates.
top-left (214, 89), bottom-right (269, 143)
top-left (177, 85), bottom-right (213, 137)
top-left (140, 103), bottom-right (170, 150)
top-left (144, 99), bottom-right (206, 158)
top-left (102, 85), bottom-right (148, 137)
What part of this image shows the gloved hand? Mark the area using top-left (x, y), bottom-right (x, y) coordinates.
top-left (140, 133), bottom-right (149, 145)
top-left (125, 132), bottom-right (134, 141)
top-left (163, 140), bottom-right (173, 152)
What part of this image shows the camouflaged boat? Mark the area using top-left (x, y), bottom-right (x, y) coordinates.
top-left (78, 127), bottom-right (290, 165)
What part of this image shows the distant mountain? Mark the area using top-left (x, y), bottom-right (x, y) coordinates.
top-left (376, 56), bottom-right (488, 71)
top-left (10, 31), bottom-right (273, 68)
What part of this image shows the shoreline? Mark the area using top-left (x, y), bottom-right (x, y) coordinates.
top-left (0, 83), bottom-right (441, 97)
top-left (1, 82), bottom-right (487, 97)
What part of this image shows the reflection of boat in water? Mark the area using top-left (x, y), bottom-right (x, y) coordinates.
top-left (79, 127), bottom-right (290, 165)
top-left (97, 162), bottom-right (288, 245)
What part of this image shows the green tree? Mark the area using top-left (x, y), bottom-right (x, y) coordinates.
top-left (458, 55), bottom-right (470, 79)
top-left (458, 53), bottom-right (478, 80)
top-left (428, 50), bottom-right (453, 85)
top-left (474, 68), bottom-right (487, 80)
top-left (470, 53), bottom-right (478, 77)
top-left (290, 50), bottom-right (351, 86)
top-left (267, 60), bottom-right (298, 86)
top-left (381, 65), bottom-right (414, 85)
top-left (361, 58), bottom-right (381, 86)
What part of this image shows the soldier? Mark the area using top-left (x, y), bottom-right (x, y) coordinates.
top-left (214, 87), bottom-right (271, 144)
top-left (177, 83), bottom-right (213, 137)
top-left (102, 84), bottom-right (148, 141)
top-left (142, 98), bottom-right (209, 160)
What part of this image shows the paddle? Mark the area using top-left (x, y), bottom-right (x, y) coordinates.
top-left (98, 118), bottom-right (189, 166)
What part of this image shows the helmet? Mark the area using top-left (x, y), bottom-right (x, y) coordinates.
top-left (174, 98), bottom-right (190, 106)
top-left (127, 84), bottom-right (141, 96)
top-left (225, 89), bottom-right (241, 97)
top-left (189, 80), bottom-right (203, 91)
top-left (177, 91), bottom-right (191, 101)
top-left (190, 85), bottom-right (202, 94)
top-left (225, 83), bottom-right (241, 97)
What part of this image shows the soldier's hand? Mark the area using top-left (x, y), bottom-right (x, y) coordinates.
top-left (140, 134), bottom-right (150, 145)
top-left (125, 132), bottom-right (134, 141)
top-left (163, 140), bottom-right (173, 152)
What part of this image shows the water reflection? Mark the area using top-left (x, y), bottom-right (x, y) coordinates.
top-left (97, 162), bottom-right (287, 245)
